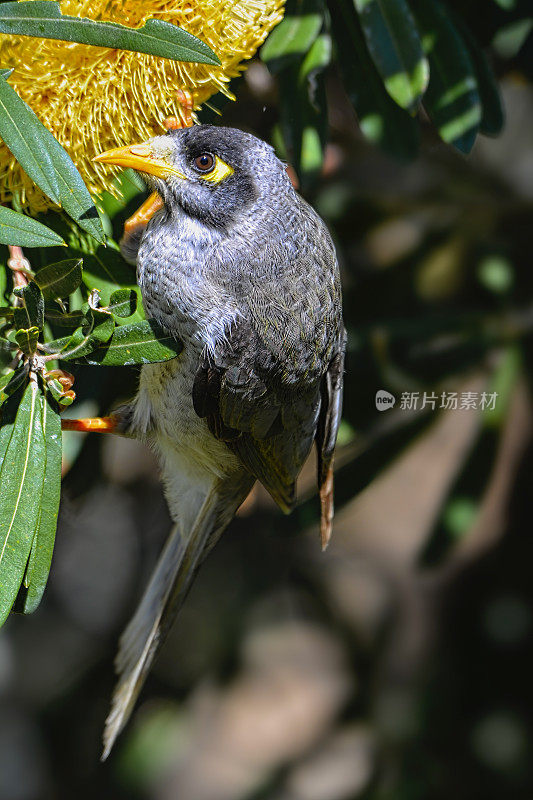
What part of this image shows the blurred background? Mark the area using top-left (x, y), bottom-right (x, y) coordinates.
top-left (0, 1), bottom-right (532, 798)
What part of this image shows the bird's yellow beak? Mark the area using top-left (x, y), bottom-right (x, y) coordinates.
top-left (93, 142), bottom-right (186, 180)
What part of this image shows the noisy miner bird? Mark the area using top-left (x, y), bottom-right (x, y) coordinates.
top-left (94, 125), bottom-right (346, 758)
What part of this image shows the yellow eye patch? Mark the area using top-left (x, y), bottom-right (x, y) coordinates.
top-left (201, 155), bottom-right (234, 184)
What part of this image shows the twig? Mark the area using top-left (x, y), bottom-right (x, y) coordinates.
top-left (7, 245), bottom-right (31, 293)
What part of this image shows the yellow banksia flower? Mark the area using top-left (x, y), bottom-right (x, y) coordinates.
top-left (0, 0), bottom-right (284, 213)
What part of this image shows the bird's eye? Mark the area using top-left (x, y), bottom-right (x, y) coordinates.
top-left (194, 153), bottom-right (215, 172)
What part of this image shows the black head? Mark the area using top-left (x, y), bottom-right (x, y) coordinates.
top-left (96, 125), bottom-right (293, 229)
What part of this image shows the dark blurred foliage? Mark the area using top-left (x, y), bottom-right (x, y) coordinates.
top-left (1, 1), bottom-right (532, 798)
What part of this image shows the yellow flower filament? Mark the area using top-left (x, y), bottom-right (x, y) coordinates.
top-left (0, 0), bottom-right (284, 212)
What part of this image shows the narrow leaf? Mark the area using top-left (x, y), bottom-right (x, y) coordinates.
top-left (0, 380), bottom-right (46, 626)
top-left (0, 73), bottom-right (60, 204)
top-left (0, 206), bottom-right (66, 248)
top-left (0, 364), bottom-right (29, 405)
top-left (277, 33), bottom-right (331, 189)
top-left (354, 0), bottom-right (429, 111)
top-left (0, 387), bottom-right (21, 468)
top-left (17, 392), bottom-right (61, 614)
top-left (261, 0), bottom-right (323, 73)
top-left (452, 15), bottom-right (504, 136)
top-left (0, 74), bottom-right (104, 241)
top-left (328, 0), bottom-right (419, 159)
top-left (34, 258), bottom-right (83, 299)
top-left (0, 2), bottom-right (219, 65)
top-left (46, 147), bottom-right (105, 244)
top-left (410, 0), bottom-right (482, 153)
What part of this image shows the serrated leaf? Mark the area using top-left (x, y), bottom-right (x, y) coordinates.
top-left (0, 73), bottom-right (60, 204)
top-left (354, 0), bottom-right (429, 111)
top-left (410, 0), bottom-right (481, 153)
top-left (0, 74), bottom-right (104, 241)
top-left (0, 380), bottom-right (46, 626)
top-left (34, 258), bottom-right (83, 299)
top-left (15, 326), bottom-right (39, 355)
top-left (0, 2), bottom-right (219, 65)
top-left (16, 392), bottom-right (61, 614)
top-left (13, 282), bottom-right (44, 331)
top-left (107, 288), bottom-right (138, 319)
top-left (0, 206), bottom-right (66, 248)
top-left (328, 0), bottom-right (419, 159)
top-left (52, 319), bottom-right (183, 366)
top-left (261, 0), bottom-right (323, 73)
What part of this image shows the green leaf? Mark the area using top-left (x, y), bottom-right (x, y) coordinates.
top-left (46, 146), bottom-right (105, 244)
top-left (0, 364), bottom-right (29, 405)
top-left (17, 392), bottom-right (61, 614)
top-left (276, 32), bottom-right (331, 189)
top-left (34, 258), bottom-right (83, 299)
top-left (44, 308), bottom-right (86, 328)
top-left (328, 0), bottom-right (419, 159)
top-left (492, 18), bottom-right (532, 59)
top-left (45, 377), bottom-right (64, 403)
top-left (0, 380), bottom-right (46, 626)
top-left (81, 247), bottom-right (137, 303)
top-left (0, 206), bottom-right (66, 248)
top-left (80, 246), bottom-right (144, 321)
top-left (86, 307), bottom-right (115, 344)
top-left (410, 0), bottom-right (482, 153)
top-left (0, 74), bottom-right (104, 242)
top-left (300, 30), bottom-right (332, 77)
top-left (261, 0), bottom-right (323, 73)
top-left (0, 2), bottom-right (219, 65)
top-left (452, 15), bottom-right (504, 136)
top-left (13, 282), bottom-right (44, 331)
top-left (54, 319), bottom-right (183, 366)
top-left (15, 326), bottom-right (39, 356)
top-left (0, 73), bottom-right (60, 204)
top-left (354, 0), bottom-right (429, 111)
top-left (107, 288), bottom-right (138, 319)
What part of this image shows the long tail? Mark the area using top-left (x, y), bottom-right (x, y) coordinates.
top-left (101, 473), bottom-right (253, 760)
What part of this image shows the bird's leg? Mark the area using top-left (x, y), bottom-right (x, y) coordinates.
top-left (44, 369), bottom-right (130, 435)
top-left (61, 416), bottom-right (120, 434)
top-left (60, 406), bottom-right (134, 436)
